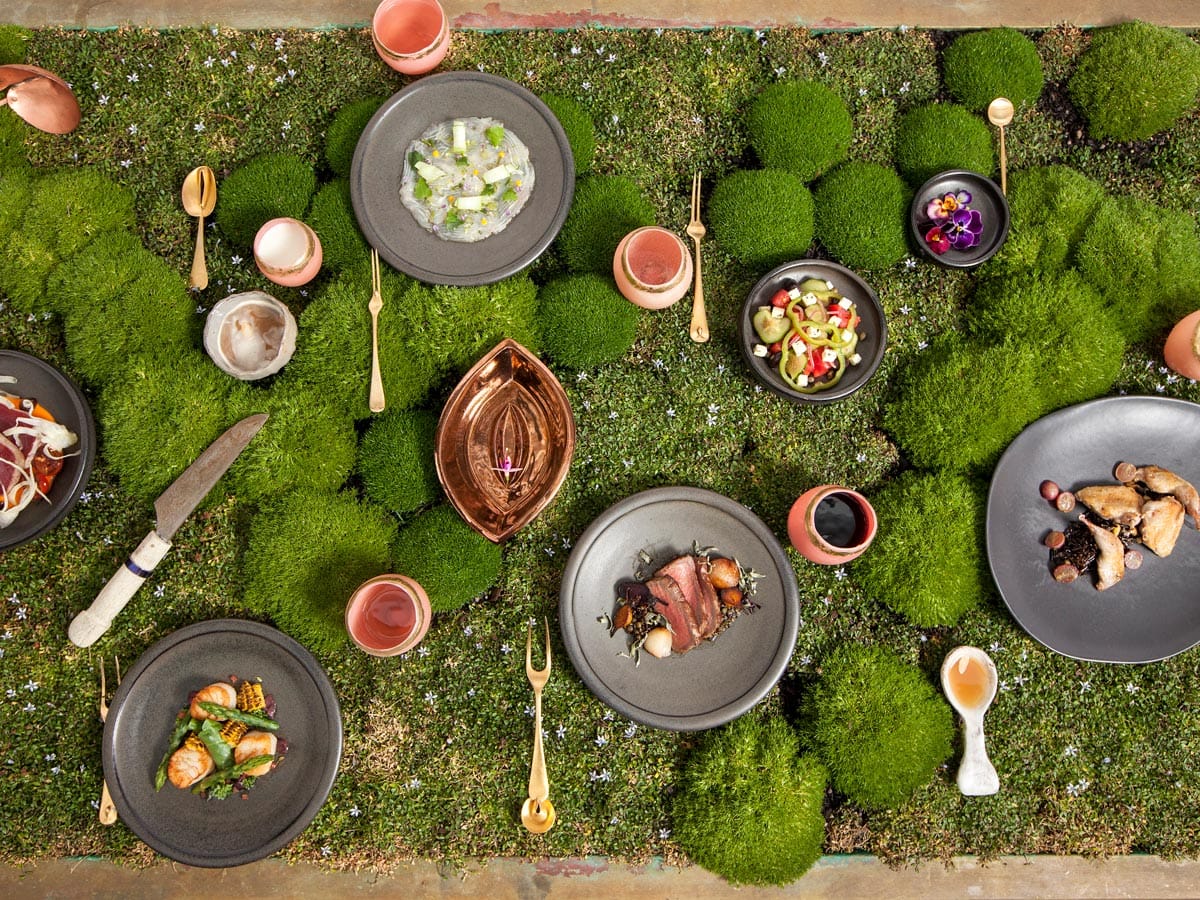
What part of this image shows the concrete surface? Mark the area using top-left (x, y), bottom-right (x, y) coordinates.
top-left (10, 854), bottom-right (1200, 899)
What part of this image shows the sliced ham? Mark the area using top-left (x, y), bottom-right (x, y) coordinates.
top-left (645, 575), bottom-right (702, 653)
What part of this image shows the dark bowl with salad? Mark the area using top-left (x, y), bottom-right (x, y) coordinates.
top-left (737, 259), bottom-right (887, 404)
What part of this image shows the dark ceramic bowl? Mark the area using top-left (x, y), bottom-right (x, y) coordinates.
top-left (909, 169), bottom-right (1010, 269)
top-left (737, 259), bottom-right (887, 404)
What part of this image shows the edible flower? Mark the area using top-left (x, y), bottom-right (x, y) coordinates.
top-left (941, 207), bottom-right (984, 250)
top-left (924, 190), bottom-right (972, 222)
top-left (924, 226), bottom-right (952, 254)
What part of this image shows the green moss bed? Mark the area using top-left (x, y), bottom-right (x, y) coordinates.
top-left (3, 22), bottom-right (1200, 880)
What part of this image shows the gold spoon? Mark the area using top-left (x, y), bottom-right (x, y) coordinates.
top-left (987, 97), bottom-right (1014, 196)
top-left (181, 166), bottom-right (217, 290)
top-left (520, 797), bottom-right (557, 834)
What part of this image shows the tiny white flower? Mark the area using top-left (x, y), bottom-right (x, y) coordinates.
top-left (501, 642), bottom-right (513, 654)
top-left (623, 459), bottom-right (634, 469)
top-left (25, 680), bottom-right (38, 692)
top-left (556, 724), bottom-right (567, 739)
top-left (899, 304), bottom-right (912, 315)
top-left (659, 827), bottom-right (671, 839)
top-left (1064, 745), bottom-right (1078, 757)
top-left (594, 735), bottom-right (608, 748)
top-left (799, 654), bottom-right (813, 666)
top-left (817, 51), bottom-right (829, 66)
top-left (23, 702), bottom-right (35, 712)
top-left (774, 66), bottom-right (786, 77)
top-left (119, 159), bottom-right (132, 169)
top-left (989, 642), bottom-right (1003, 653)
top-left (194, 122), bottom-right (205, 133)
top-left (467, 688), bottom-right (476, 698)
top-left (204, 57), bottom-right (215, 68)
top-left (856, 452), bottom-right (868, 463)
top-left (246, 64), bottom-right (256, 74)
top-left (127, 72), bottom-right (138, 83)
top-left (576, 371), bottom-right (588, 382)
top-left (623, 723), bottom-right (637, 738)
top-left (857, 87), bottom-right (867, 96)
top-left (5, 689), bottom-right (14, 698)
top-left (607, 54), bottom-right (617, 63)
top-left (321, 846), bottom-right (333, 857)
top-left (1125, 682), bottom-right (1140, 694)
top-left (153, 585), bottom-right (165, 598)
top-left (525, 705), bottom-right (536, 718)
top-left (463, 625), bottom-right (473, 636)
top-left (665, 408), bottom-right (676, 418)
top-left (903, 257), bottom-right (917, 269)
top-left (349, 805), bottom-right (361, 817)
top-left (581, 81), bottom-right (591, 91)
top-left (417, 646), bottom-right (430, 657)
top-left (127, 124), bottom-right (138, 135)
top-left (1080, 680), bottom-right (1092, 693)
top-left (408, 777), bottom-right (421, 789)
top-left (15, 607), bottom-right (27, 621)
top-left (570, 45), bottom-right (580, 55)
top-left (918, 340), bottom-right (929, 350)
top-left (424, 691), bottom-right (436, 703)
top-left (834, 567), bottom-right (848, 581)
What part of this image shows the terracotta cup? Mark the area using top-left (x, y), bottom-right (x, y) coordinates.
top-left (254, 217), bottom-right (323, 287)
top-left (372, 0), bottom-right (451, 75)
top-left (612, 226), bottom-right (693, 310)
top-left (787, 485), bottom-right (877, 565)
top-left (1164, 309), bottom-right (1200, 381)
top-left (346, 574), bottom-right (432, 657)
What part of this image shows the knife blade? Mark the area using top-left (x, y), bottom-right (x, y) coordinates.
top-left (67, 413), bottom-right (268, 648)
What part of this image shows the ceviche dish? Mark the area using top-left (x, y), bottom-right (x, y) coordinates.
top-left (400, 117), bottom-right (534, 242)
top-left (0, 386), bottom-right (79, 528)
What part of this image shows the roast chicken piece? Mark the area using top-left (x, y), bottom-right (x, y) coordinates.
top-left (1075, 484), bottom-right (1143, 528)
top-left (1117, 463), bottom-right (1200, 528)
top-left (1079, 516), bottom-right (1126, 591)
top-left (1139, 496), bottom-right (1186, 557)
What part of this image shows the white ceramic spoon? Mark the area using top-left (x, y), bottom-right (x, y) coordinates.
top-left (941, 645), bottom-right (1000, 796)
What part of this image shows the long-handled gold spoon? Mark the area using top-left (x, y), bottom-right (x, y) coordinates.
top-left (181, 166), bottom-right (217, 291)
top-left (987, 97), bottom-right (1014, 196)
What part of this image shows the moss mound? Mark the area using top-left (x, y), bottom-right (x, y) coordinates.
top-left (674, 715), bottom-right (827, 886)
top-left (557, 175), bottom-right (655, 274)
top-left (325, 97), bottom-right (384, 178)
top-left (801, 645), bottom-right (953, 809)
top-left (987, 165), bottom-right (1105, 275)
top-left (0, 111), bottom-right (30, 172)
top-left (857, 472), bottom-right (986, 626)
top-left (538, 273), bottom-right (639, 370)
top-left (0, 170), bottom-right (34, 245)
top-left (357, 409), bottom-right (441, 515)
top-left (243, 491), bottom-right (396, 654)
top-left (814, 162), bottom-right (912, 271)
top-left (1069, 21), bottom-right (1200, 142)
top-left (745, 80), bottom-right (852, 182)
top-left (895, 104), bottom-right (994, 186)
top-left (308, 179), bottom-right (370, 274)
top-left (46, 230), bottom-right (151, 316)
top-left (540, 93), bottom-right (596, 175)
top-left (215, 152), bottom-right (318, 247)
top-left (942, 28), bottom-right (1044, 112)
top-left (0, 25), bottom-right (31, 65)
top-left (391, 506), bottom-right (502, 613)
top-left (422, 276), bottom-right (542, 374)
top-left (709, 169), bottom-right (815, 268)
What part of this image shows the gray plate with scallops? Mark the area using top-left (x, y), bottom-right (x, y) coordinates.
top-left (559, 486), bottom-right (801, 731)
top-left (103, 619), bottom-right (342, 867)
top-left (987, 396), bottom-right (1200, 663)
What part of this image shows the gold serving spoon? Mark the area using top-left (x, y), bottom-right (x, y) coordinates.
top-left (181, 166), bottom-right (217, 290)
top-left (520, 618), bottom-right (556, 834)
top-left (987, 97), bottom-right (1014, 196)
top-left (98, 656), bottom-right (121, 825)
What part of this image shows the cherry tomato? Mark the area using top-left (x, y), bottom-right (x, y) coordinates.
top-left (770, 289), bottom-right (791, 308)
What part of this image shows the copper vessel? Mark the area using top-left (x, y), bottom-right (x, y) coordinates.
top-left (0, 64), bottom-right (81, 134)
top-left (435, 339), bottom-right (575, 542)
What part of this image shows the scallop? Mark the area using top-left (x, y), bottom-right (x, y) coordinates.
top-left (234, 730), bottom-right (278, 777)
top-left (167, 742), bottom-right (214, 789)
top-left (189, 682), bottom-right (238, 721)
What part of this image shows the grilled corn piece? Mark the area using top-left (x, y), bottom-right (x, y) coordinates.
top-left (183, 733), bottom-right (207, 754)
top-left (219, 719), bottom-right (249, 746)
top-left (237, 681), bottom-right (266, 713)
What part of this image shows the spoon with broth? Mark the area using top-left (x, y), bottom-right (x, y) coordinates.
top-left (940, 645), bottom-right (1000, 796)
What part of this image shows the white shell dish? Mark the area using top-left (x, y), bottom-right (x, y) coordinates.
top-left (203, 291), bottom-right (297, 381)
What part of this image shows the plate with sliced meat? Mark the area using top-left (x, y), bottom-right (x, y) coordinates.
top-left (559, 486), bottom-right (800, 731)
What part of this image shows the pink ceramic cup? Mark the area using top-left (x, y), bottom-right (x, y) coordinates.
top-left (372, 0), bottom-right (451, 75)
top-left (346, 574), bottom-right (432, 657)
top-left (787, 485), bottom-right (878, 565)
top-left (1164, 309), bottom-right (1200, 381)
top-left (612, 225), bottom-right (693, 310)
top-left (254, 217), bottom-right (323, 288)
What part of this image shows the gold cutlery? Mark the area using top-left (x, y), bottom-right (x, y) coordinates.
top-left (520, 618), bottom-right (556, 834)
top-left (987, 97), bottom-right (1014, 196)
top-left (686, 170), bottom-right (709, 344)
top-left (98, 656), bottom-right (120, 825)
top-left (368, 249), bottom-right (386, 413)
top-left (181, 166), bottom-right (217, 291)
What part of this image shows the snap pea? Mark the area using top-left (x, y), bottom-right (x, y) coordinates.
top-left (190, 755), bottom-right (274, 795)
top-left (197, 701), bottom-right (280, 732)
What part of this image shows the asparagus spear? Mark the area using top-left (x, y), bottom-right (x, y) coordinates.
top-left (154, 710), bottom-right (197, 791)
top-left (196, 701), bottom-right (279, 732)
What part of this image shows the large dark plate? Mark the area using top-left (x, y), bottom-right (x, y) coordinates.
top-left (559, 487), bottom-right (800, 731)
top-left (350, 72), bottom-right (574, 285)
top-left (737, 259), bottom-right (887, 405)
top-left (103, 620), bottom-right (343, 867)
top-left (909, 169), bottom-right (1010, 269)
top-left (987, 396), bottom-right (1200, 663)
top-left (0, 350), bottom-right (95, 551)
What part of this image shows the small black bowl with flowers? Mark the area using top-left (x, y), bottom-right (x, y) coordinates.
top-left (909, 169), bottom-right (1010, 270)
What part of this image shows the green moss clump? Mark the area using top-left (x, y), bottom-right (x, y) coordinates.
top-left (0, 110), bottom-right (30, 172)
top-left (215, 152), bottom-right (318, 247)
top-left (709, 169), bottom-right (814, 268)
top-left (800, 645), bottom-right (953, 809)
top-left (814, 162), bottom-right (912, 271)
top-left (0, 170), bottom-right (34, 245)
top-left (22, 168), bottom-right (136, 259)
top-left (308, 179), bottom-right (370, 274)
top-left (1069, 21), bottom-right (1200, 142)
top-left (243, 491), bottom-right (396, 654)
top-left (556, 175), bottom-right (655, 274)
top-left (0, 25), bottom-right (31, 64)
top-left (942, 28), bottom-right (1044, 112)
top-left (46, 230), bottom-right (150, 315)
top-left (674, 715), bottom-right (827, 886)
top-left (0, 230), bottom-right (56, 314)
top-left (745, 81), bottom-right (852, 182)
top-left (391, 506), bottom-right (502, 613)
top-left (357, 409), bottom-right (441, 514)
top-left (324, 97), bottom-right (385, 178)
top-left (98, 352), bottom-right (237, 503)
top-left (423, 276), bottom-right (542, 374)
top-left (539, 93), bottom-right (596, 175)
top-left (537, 274), bottom-right (639, 370)
top-left (1075, 195), bottom-right (1200, 342)
top-left (986, 165), bottom-right (1105, 275)
top-left (895, 104), bottom-right (994, 186)
top-left (857, 472), bottom-right (986, 626)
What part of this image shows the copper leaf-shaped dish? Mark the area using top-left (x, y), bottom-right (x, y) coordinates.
top-left (435, 339), bottom-right (575, 542)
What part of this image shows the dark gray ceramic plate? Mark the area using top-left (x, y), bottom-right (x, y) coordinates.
top-left (103, 620), bottom-right (342, 867)
top-left (987, 396), bottom-right (1200, 663)
top-left (0, 350), bottom-right (95, 551)
top-left (736, 259), bottom-right (887, 404)
top-left (559, 486), bottom-right (800, 731)
top-left (350, 72), bottom-right (574, 285)
top-left (910, 169), bottom-right (1010, 269)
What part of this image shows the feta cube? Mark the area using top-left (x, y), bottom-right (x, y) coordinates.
top-left (822, 348), bottom-right (839, 365)
top-left (797, 374), bottom-right (809, 387)
top-left (771, 306), bottom-right (785, 318)
top-left (838, 297), bottom-right (852, 309)
top-left (752, 343), bottom-right (769, 357)
top-left (849, 353), bottom-right (862, 365)
top-left (787, 287), bottom-right (802, 300)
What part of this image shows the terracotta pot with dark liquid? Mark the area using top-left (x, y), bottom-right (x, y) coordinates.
top-left (346, 574), bottom-right (432, 657)
top-left (787, 485), bottom-right (877, 565)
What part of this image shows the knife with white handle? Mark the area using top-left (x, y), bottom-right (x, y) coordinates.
top-left (68, 413), bottom-right (268, 648)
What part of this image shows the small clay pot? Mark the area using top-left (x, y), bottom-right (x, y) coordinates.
top-left (372, 0), bottom-right (451, 75)
top-left (1164, 309), bottom-right (1200, 381)
top-left (787, 485), bottom-right (877, 565)
top-left (254, 217), bottom-right (322, 287)
top-left (612, 226), bottom-right (693, 310)
top-left (345, 574), bottom-right (432, 657)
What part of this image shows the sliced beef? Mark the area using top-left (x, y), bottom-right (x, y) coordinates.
top-left (645, 575), bottom-right (702, 653)
top-left (692, 557), bottom-right (723, 638)
top-left (655, 555), bottom-right (721, 641)
top-left (0, 433), bottom-right (25, 500)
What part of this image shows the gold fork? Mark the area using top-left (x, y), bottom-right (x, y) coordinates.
top-left (520, 618), bottom-right (556, 834)
top-left (368, 248), bottom-right (386, 413)
top-left (98, 656), bottom-right (120, 825)
top-left (686, 170), bottom-right (709, 344)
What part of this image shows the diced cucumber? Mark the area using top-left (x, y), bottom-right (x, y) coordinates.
top-left (482, 164), bottom-right (512, 184)
top-left (456, 195), bottom-right (485, 211)
top-left (452, 120), bottom-right (467, 153)
top-left (414, 161), bottom-right (447, 182)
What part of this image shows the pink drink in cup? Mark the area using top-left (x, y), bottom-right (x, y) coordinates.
top-left (372, 0), bottom-right (451, 75)
top-left (612, 225), bottom-right (692, 309)
top-left (346, 574), bottom-right (432, 656)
